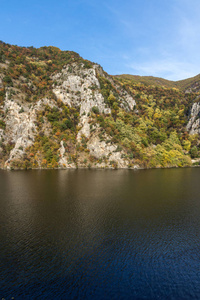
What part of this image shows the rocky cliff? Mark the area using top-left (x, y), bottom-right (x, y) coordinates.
top-left (186, 98), bottom-right (200, 135)
top-left (0, 44), bottom-right (138, 169)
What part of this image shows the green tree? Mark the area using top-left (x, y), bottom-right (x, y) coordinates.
top-left (190, 146), bottom-right (198, 158)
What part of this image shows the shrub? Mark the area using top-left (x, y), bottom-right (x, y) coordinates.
top-left (3, 75), bottom-right (13, 86)
top-left (92, 106), bottom-right (99, 114)
top-left (191, 146), bottom-right (198, 158)
top-left (0, 119), bottom-right (5, 129)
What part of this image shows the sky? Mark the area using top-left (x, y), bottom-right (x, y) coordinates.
top-left (1, 0), bottom-right (200, 81)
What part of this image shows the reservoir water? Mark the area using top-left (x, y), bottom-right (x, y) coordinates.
top-left (0, 168), bottom-right (200, 299)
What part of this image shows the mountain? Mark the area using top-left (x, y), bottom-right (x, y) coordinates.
top-left (0, 41), bottom-right (200, 170)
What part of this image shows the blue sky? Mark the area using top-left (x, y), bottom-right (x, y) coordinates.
top-left (1, 0), bottom-right (200, 80)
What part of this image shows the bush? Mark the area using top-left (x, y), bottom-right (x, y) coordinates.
top-left (60, 119), bottom-right (72, 130)
top-left (191, 146), bottom-right (198, 158)
top-left (0, 119), bottom-right (5, 129)
top-left (3, 75), bottom-right (13, 86)
top-left (92, 106), bottom-right (100, 114)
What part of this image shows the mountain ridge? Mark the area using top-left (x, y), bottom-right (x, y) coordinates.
top-left (115, 73), bottom-right (200, 92)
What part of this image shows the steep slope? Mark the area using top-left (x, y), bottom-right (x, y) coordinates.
top-left (0, 41), bottom-right (200, 169)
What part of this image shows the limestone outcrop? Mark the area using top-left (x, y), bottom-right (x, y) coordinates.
top-left (187, 101), bottom-right (200, 134)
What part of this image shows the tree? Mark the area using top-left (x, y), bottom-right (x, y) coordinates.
top-left (108, 93), bottom-right (116, 106)
top-left (190, 146), bottom-right (198, 158)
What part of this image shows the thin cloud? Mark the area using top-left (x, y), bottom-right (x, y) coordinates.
top-left (121, 1), bottom-right (200, 80)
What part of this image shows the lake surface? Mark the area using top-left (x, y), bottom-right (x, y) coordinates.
top-left (0, 168), bottom-right (200, 299)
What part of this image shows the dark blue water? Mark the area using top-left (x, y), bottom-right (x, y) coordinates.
top-left (0, 168), bottom-right (200, 299)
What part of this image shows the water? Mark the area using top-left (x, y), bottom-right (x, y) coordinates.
top-left (0, 168), bottom-right (200, 299)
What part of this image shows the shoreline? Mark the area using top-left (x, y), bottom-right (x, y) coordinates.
top-left (0, 164), bottom-right (199, 171)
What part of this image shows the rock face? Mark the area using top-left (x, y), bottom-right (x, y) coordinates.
top-left (3, 97), bottom-right (37, 169)
top-left (77, 115), bottom-right (91, 141)
top-left (52, 63), bottom-right (135, 115)
top-left (58, 141), bottom-right (76, 169)
top-left (53, 64), bottom-right (110, 115)
top-left (1, 92), bottom-right (60, 169)
top-left (187, 101), bottom-right (200, 134)
top-left (87, 135), bottom-right (129, 169)
top-left (0, 61), bottom-right (138, 169)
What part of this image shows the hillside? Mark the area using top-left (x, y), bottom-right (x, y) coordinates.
top-left (1, 41), bottom-right (200, 170)
top-left (115, 73), bottom-right (200, 92)
top-left (115, 74), bottom-right (179, 89)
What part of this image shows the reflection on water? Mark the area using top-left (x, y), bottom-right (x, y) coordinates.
top-left (0, 168), bottom-right (200, 299)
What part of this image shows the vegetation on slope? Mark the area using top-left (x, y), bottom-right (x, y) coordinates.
top-left (115, 73), bottom-right (200, 93)
top-left (115, 74), bottom-right (179, 89)
top-left (90, 81), bottom-right (198, 168)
